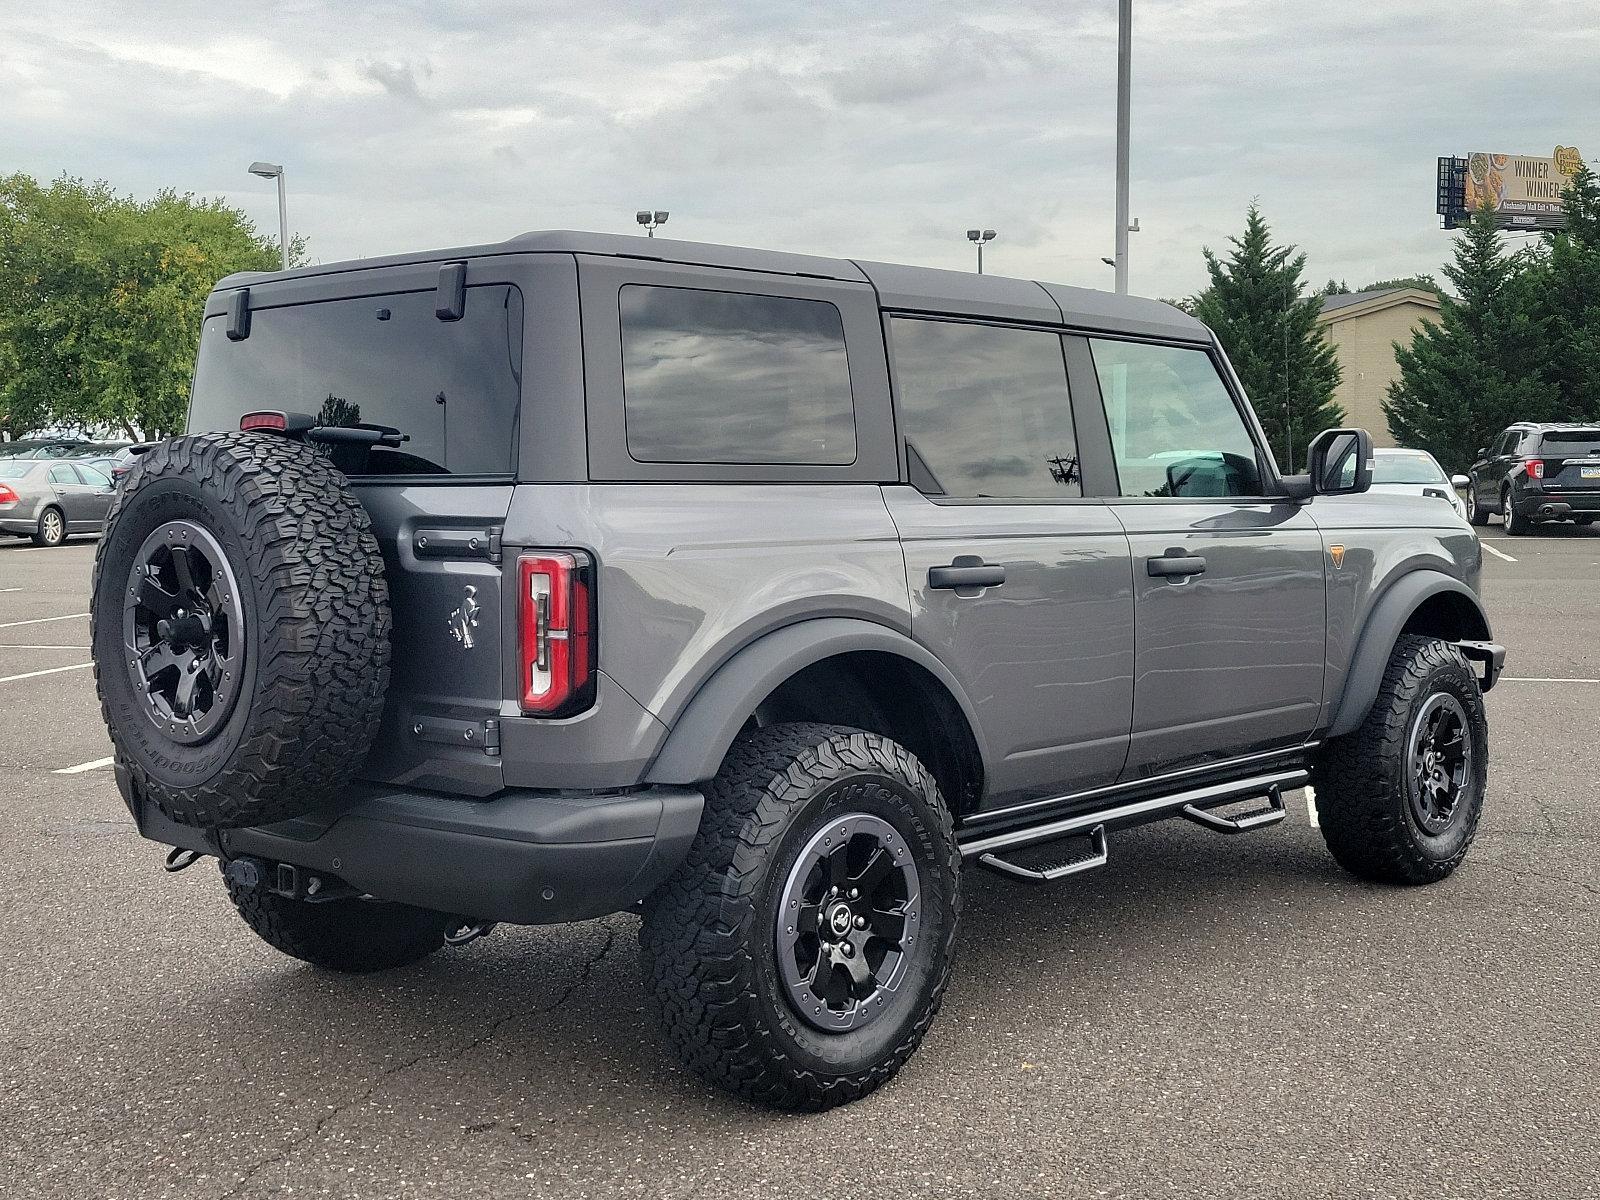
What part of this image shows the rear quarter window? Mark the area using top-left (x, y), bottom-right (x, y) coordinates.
top-left (188, 285), bottom-right (523, 476)
top-left (618, 285), bottom-right (856, 465)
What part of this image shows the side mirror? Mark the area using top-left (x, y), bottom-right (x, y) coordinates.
top-left (1476, 448), bottom-right (1489, 460)
top-left (1280, 428), bottom-right (1374, 501)
top-left (1451, 474), bottom-right (1470, 489)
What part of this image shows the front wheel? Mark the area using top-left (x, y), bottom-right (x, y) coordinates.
top-left (641, 723), bottom-right (961, 1110)
top-left (1312, 635), bottom-right (1487, 885)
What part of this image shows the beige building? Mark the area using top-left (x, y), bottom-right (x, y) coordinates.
top-left (1317, 288), bottom-right (1442, 448)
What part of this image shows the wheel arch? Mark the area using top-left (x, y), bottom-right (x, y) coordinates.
top-left (1327, 571), bottom-right (1491, 739)
top-left (643, 618), bottom-right (988, 814)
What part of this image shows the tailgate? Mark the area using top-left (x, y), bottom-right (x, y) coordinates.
top-left (1540, 431), bottom-right (1600, 491)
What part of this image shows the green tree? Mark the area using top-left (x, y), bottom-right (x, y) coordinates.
top-left (1530, 162), bottom-right (1600, 420)
top-left (1382, 206), bottom-right (1550, 472)
top-left (1358, 273), bottom-right (1444, 300)
top-left (1191, 204), bottom-right (1344, 471)
top-left (0, 173), bottom-right (296, 441)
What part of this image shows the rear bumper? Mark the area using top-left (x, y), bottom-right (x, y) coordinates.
top-left (1513, 491), bottom-right (1600, 518)
top-left (123, 764), bottom-right (704, 925)
top-left (0, 515), bottom-right (39, 534)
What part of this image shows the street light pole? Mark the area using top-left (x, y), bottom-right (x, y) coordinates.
top-left (1113, 0), bottom-right (1132, 295)
top-left (966, 228), bottom-right (996, 273)
top-left (636, 210), bottom-right (669, 238)
top-left (248, 162), bottom-right (289, 270)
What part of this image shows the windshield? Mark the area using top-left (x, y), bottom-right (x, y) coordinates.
top-left (1372, 451), bottom-right (1448, 485)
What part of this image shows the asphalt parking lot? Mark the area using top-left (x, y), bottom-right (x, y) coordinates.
top-left (2, 525), bottom-right (1597, 1199)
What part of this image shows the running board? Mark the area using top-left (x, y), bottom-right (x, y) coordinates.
top-left (962, 767), bottom-right (1305, 881)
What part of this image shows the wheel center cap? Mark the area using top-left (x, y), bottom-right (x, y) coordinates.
top-left (827, 902), bottom-right (854, 938)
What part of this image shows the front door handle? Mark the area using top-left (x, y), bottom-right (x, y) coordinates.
top-left (929, 557), bottom-right (1005, 590)
top-left (1147, 552), bottom-right (1207, 578)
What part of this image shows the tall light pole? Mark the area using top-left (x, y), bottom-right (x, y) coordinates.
top-left (1113, 0), bottom-right (1132, 295)
top-left (248, 162), bottom-right (289, 270)
top-left (636, 209), bottom-right (669, 237)
top-left (966, 228), bottom-right (996, 273)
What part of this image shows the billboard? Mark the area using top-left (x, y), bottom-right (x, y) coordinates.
top-left (1437, 147), bottom-right (1584, 230)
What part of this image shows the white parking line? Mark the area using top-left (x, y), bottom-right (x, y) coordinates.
top-left (0, 587), bottom-right (22, 593)
top-left (0, 662), bottom-right (93, 684)
top-left (0, 644), bottom-right (89, 650)
top-left (1481, 542), bottom-right (1517, 563)
top-left (1499, 676), bottom-right (1600, 684)
top-left (0, 612), bottom-right (90, 629)
top-left (1304, 785), bottom-right (1319, 828)
top-left (53, 756), bottom-right (113, 775)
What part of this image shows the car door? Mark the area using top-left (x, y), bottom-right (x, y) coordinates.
top-left (71, 463), bottom-right (117, 525)
top-left (1076, 335), bottom-right (1326, 780)
top-left (883, 315), bottom-right (1135, 809)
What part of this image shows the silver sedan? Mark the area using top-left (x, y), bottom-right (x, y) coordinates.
top-left (0, 458), bottom-right (118, 547)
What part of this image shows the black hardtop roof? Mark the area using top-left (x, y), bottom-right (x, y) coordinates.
top-left (214, 230), bottom-right (1208, 342)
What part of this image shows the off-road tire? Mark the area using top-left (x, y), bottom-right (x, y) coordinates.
top-left (223, 866), bottom-right (452, 972)
top-left (91, 432), bottom-right (391, 829)
top-left (1312, 635), bottom-right (1487, 885)
top-left (33, 506), bottom-right (66, 547)
top-left (640, 723), bottom-right (961, 1111)
top-left (1503, 489), bottom-right (1533, 535)
top-left (1466, 486), bottom-right (1489, 527)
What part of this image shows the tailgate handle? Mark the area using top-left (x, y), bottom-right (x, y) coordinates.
top-left (414, 526), bottom-right (502, 562)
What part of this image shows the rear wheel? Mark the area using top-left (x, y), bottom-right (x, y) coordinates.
top-left (33, 506), bottom-right (65, 547)
top-left (1502, 488), bottom-right (1533, 535)
top-left (1465, 485), bottom-right (1489, 527)
top-left (640, 723), bottom-right (961, 1110)
top-left (223, 865), bottom-right (454, 972)
top-left (1312, 635), bottom-right (1487, 885)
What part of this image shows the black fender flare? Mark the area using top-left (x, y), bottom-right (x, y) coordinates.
top-left (643, 617), bottom-right (988, 786)
top-left (1326, 570), bottom-right (1492, 739)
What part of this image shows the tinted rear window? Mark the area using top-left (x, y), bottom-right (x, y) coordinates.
top-left (188, 286), bottom-right (523, 476)
top-left (891, 317), bottom-right (1081, 498)
top-left (1537, 430), bottom-right (1600, 451)
top-left (619, 285), bottom-right (855, 465)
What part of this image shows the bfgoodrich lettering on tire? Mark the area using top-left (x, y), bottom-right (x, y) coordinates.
top-left (90, 432), bottom-right (391, 829)
top-left (640, 723), bottom-right (961, 1111)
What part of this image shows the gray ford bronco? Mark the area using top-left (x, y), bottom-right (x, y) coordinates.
top-left (92, 232), bottom-right (1505, 1110)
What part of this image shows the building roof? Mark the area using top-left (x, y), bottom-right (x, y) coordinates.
top-left (1318, 287), bottom-right (1442, 323)
top-left (215, 230), bottom-right (1208, 343)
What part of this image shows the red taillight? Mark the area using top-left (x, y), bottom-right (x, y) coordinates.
top-left (240, 411), bottom-right (287, 432)
top-left (1526, 458), bottom-right (1546, 480)
top-left (518, 552), bottom-right (595, 715)
top-left (0, 484), bottom-right (17, 504)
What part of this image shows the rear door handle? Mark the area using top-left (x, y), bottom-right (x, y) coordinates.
top-left (1147, 552), bottom-right (1207, 578)
top-left (929, 558), bottom-right (1005, 590)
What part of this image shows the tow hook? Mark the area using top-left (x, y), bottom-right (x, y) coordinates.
top-left (164, 847), bottom-right (205, 873)
top-left (444, 920), bottom-right (497, 948)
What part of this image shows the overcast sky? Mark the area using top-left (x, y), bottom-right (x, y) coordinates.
top-left (3, 1), bottom-right (1596, 299)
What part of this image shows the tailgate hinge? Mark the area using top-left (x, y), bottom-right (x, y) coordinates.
top-left (483, 718), bottom-right (501, 757)
top-left (487, 526), bottom-right (503, 564)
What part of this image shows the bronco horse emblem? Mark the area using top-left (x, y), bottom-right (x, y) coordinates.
top-left (449, 585), bottom-right (481, 650)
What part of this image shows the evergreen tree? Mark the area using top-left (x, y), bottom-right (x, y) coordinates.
top-left (1191, 205), bottom-right (1344, 472)
top-left (1383, 206), bottom-right (1550, 473)
top-left (1532, 163), bottom-right (1600, 420)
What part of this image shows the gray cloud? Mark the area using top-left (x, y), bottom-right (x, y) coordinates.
top-left (1, 1), bottom-right (1595, 298)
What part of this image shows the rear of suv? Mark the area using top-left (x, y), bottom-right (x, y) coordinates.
top-left (1467, 422), bottom-right (1600, 532)
top-left (92, 232), bottom-right (1503, 1110)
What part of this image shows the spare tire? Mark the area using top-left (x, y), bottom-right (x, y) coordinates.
top-left (91, 432), bottom-right (391, 829)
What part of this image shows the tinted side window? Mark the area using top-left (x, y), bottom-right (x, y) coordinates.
top-left (188, 286), bottom-right (523, 476)
top-left (891, 318), bottom-right (1081, 498)
top-left (48, 465), bottom-right (76, 485)
top-left (1089, 339), bottom-right (1263, 498)
top-left (619, 285), bottom-right (855, 465)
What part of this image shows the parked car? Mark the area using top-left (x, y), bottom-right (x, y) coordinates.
top-left (0, 458), bottom-right (118, 545)
top-left (0, 437), bottom-right (93, 460)
top-left (1367, 448), bottom-right (1469, 519)
top-left (92, 231), bottom-right (1503, 1110)
top-left (1468, 422), bottom-right (1600, 533)
top-left (78, 445), bottom-right (145, 484)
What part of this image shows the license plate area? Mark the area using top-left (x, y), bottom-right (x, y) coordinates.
top-left (1581, 466), bottom-right (1600, 479)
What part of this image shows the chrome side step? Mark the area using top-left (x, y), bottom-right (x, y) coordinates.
top-left (964, 768), bottom-right (1304, 883)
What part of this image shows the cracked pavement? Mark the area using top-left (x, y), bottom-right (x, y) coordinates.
top-left (2, 529), bottom-right (1598, 1198)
